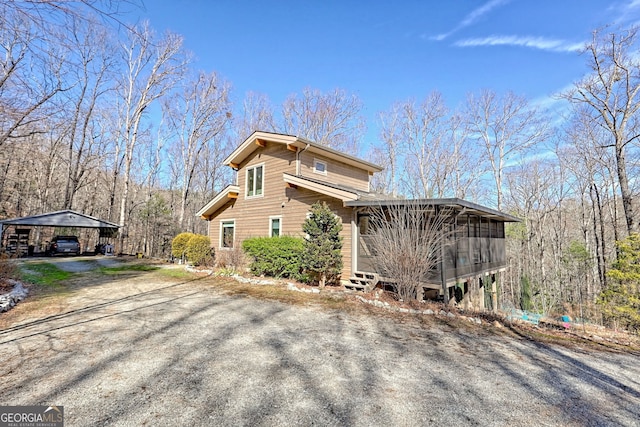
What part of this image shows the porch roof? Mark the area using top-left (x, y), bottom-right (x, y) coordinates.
top-left (345, 198), bottom-right (521, 222)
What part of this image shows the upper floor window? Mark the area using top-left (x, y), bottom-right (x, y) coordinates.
top-left (246, 164), bottom-right (264, 197)
top-left (314, 159), bottom-right (327, 175)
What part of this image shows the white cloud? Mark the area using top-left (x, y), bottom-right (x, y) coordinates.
top-left (432, 0), bottom-right (510, 41)
top-left (626, 0), bottom-right (640, 9)
top-left (607, 0), bottom-right (640, 24)
top-left (454, 35), bottom-right (586, 52)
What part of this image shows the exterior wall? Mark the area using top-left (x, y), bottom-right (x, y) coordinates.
top-left (205, 140), bottom-right (355, 279)
top-left (299, 151), bottom-right (370, 192)
top-left (281, 186), bottom-right (354, 278)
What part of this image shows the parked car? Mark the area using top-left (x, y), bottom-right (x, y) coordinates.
top-left (46, 236), bottom-right (81, 256)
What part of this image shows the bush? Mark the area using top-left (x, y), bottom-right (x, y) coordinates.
top-left (171, 232), bottom-right (195, 261)
top-left (242, 236), bottom-right (307, 280)
top-left (301, 202), bottom-right (343, 287)
top-left (185, 234), bottom-right (213, 266)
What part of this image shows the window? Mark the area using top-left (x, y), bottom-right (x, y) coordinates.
top-left (270, 216), bottom-right (281, 237)
top-left (314, 159), bottom-right (327, 175)
top-left (246, 164), bottom-right (264, 197)
top-left (221, 220), bottom-right (235, 248)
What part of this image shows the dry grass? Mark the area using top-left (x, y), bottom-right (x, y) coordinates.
top-left (0, 292), bottom-right (70, 329)
top-left (204, 276), bottom-right (354, 311)
top-left (500, 317), bottom-right (640, 353)
top-left (196, 274), bottom-right (640, 354)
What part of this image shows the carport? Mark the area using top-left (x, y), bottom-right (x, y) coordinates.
top-left (0, 210), bottom-right (119, 256)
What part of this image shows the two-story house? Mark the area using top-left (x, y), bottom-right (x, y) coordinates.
top-left (197, 131), bottom-right (519, 308)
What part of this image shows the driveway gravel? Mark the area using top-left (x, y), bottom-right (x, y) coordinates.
top-left (0, 268), bottom-right (639, 426)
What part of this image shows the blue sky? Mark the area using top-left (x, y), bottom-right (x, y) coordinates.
top-left (131, 1), bottom-right (640, 146)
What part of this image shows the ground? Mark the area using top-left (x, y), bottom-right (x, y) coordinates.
top-left (0, 257), bottom-right (639, 426)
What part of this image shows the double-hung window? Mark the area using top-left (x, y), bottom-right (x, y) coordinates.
top-left (246, 164), bottom-right (264, 197)
top-left (221, 220), bottom-right (235, 248)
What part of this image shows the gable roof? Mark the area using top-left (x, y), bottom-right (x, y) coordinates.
top-left (283, 173), bottom-right (360, 202)
top-left (282, 173), bottom-right (397, 203)
top-left (224, 131), bottom-right (383, 174)
top-left (196, 185), bottom-right (240, 218)
top-left (0, 210), bottom-right (120, 228)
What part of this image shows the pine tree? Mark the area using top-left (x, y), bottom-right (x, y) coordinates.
top-left (301, 202), bottom-right (343, 288)
top-left (598, 233), bottom-right (640, 333)
top-left (520, 275), bottom-right (532, 311)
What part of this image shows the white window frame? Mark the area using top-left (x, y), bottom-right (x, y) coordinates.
top-left (220, 219), bottom-right (236, 249)
top-left (245, 163), bottom-right (265, 198)
top-left (313, 158), bottom-right (327, 175)
top-left (269, 215), bottom-right (282, 237)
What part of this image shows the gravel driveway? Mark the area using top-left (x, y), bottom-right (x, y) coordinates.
top-left (0, 268), bottom-right (639, 426)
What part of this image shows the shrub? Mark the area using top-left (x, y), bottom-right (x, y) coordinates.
top-left (301, 202), bottom-right (343, 287)
top-left (366, 202), bottom-right (454, 301)
top-left (185, 234), bottom-right (213, 266)
top-left (242, 236), bottom-right (307, 280)
top-left (171, 232), bottom-right (195, 261)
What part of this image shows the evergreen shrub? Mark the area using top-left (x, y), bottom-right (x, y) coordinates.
top-left (242, 236), bottom-right (306, 280)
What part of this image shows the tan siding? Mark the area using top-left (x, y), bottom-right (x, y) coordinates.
top-left (206, 141), bottom-right (355, 279)
top-left (299, 151), bottom-right (370, 192)
top-left (281, 186), bottom-right (353, 278)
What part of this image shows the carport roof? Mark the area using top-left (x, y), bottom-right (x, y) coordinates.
top-left (0, 210), bottom-right (120, 229)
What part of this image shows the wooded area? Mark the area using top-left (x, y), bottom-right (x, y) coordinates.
top-left (1, 1), bottom-right (639, 330)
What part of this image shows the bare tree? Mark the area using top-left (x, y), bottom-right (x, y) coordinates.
top-left (365, 202), bottom-right (455, 302)
top-left (400, 93), bottom-right (450, 198)
top-left (282, 88), bottom-right (365, 154)
top-left (2, 0), bottom-right (141, 31)
top-left (562, 26), bottom-right (640, 235)
top-left (164, 70), bottom-right (231, 229)
top-left (0, 0), bottom-right (139, 151)
top-left (375, 92), bottom-right (484, 199)
top-left (0, 5), bottom-right (66, 149)
top-left (464, 90), bottom-right (549, 210)
top-left (114, 21), bottom-right (187, 252)
top-left (235, 91), bottom-right (276, 142)
top-left (371, 104), bottom-right (403, 195)
top-left (60, 17), bottom-right (115, 209)
top-left (558, 106), bottom-right (621, 305)
top-left (504, 159), bottom-right (568, 315)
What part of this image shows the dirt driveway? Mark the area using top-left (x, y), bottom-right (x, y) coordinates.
top-left (0, 263), bottom-right (639, 426)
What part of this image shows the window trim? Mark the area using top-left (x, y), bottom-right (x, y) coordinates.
top-left (313, 158), bottom-right (327, 175)
top-left (245, 163), bottom-right (265, 199)
top-left (269, 215), bottom-right (282, 237)
top-left (220, 219), bottom-right (236, 249)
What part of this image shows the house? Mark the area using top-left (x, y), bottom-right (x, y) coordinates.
top-left (197, 131), bottom-right (519, 309)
